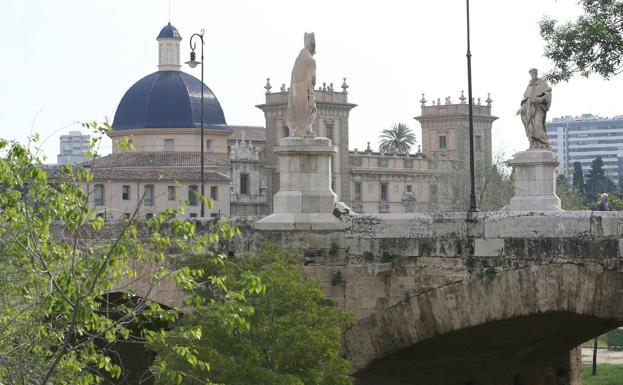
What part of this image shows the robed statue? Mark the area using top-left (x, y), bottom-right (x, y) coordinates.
top-left (286, 32), bottom-right (317, 137)
top-left (517, 68), bottom-right (552, 149)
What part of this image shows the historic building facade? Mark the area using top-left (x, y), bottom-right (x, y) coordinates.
top-left (57, 22), bottom-right (497, 218)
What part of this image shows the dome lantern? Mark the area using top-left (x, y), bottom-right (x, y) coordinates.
top-left (157, 23), bottom-right (182, 71)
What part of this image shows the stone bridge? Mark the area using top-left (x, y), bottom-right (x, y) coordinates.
top-left (249, 210), bottom-right (623, 385)
top-left (104, 210), bottom-right (623, 384)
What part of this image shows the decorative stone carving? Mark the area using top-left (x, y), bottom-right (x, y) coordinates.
top-left (517, 68), bottom-right (552, 149)
top-left (264, 78), bottom-right (272, 94)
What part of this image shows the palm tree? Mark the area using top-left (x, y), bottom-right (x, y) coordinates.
top-left (378, 123), bottom-right (416, 155)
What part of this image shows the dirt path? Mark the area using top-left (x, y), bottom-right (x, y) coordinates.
top-left (582, 348), bottom-right (623, 364)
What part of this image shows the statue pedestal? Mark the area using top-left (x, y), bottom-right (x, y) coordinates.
top-left (255, 136), bottom-right (344, 230)
top-left (508, 149), bottom-right (561, 211)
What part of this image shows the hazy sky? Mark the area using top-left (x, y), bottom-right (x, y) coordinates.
top-left (3, 0), bottom-right (623, 162)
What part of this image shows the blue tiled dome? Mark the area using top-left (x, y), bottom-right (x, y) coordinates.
top-left (112, 71), bottom-right (228, 131)
top-left (157, 23), bottom-right (182, 40)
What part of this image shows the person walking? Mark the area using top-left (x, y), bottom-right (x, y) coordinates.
top-left (598, 193), bottom-right (611, 211)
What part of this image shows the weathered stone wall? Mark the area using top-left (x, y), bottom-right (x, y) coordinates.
top-left (81, 211), bottom-right (623, 384)
top-left (234, 211), bottom-right (623, 321)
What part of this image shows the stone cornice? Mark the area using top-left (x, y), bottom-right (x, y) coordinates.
top-left (108, 127), bottom-right (233, 137)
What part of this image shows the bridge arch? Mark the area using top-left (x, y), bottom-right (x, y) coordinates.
top-left (344, 263), bottom-right (623, 385)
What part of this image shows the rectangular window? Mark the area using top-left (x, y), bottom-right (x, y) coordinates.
top-left (168, 186), bottom-right (176, 201)
top-left (380, 182), bottom-right (389, 201)
top-left (430, 184), bottom-right (438, 203)
top-left (122, 185), bottom-right (130, 201)
top-left (406, 185), bottom-right (412, 193)
top-left (404, 159), bottom-right (413, 168)
top-left (189, 213), bottom-right (197, 218)
top-left (164, 139), bottom-right (174, 152)
top-left (354, 182), bottom-right (362, 195)
top-left (475, 135), bottom-right (482, 152)
top-left (240, 173), bottom-right (249, 194)
top-left (210, 213), bottom-right (218, 218)
top-left (354, 182), bottom-right (362, 200)
top-left (188, 185), bottom-right (198, 206)
top-left (377, 158), bottom-right (388, 167)
top-left (210, 186), bottom-right (218, 201)
top-left (145, 213), bottom-right (153, 219)
top-left (94, 184), bottom-right (104, 206)
top-left (439, 136), bottom-right (447, 151)
top-left (325, 124), bottom-right (334, 140)
top-left (143, 185), bottom-right (154, 206)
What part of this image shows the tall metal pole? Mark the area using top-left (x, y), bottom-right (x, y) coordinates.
top-left (189, 31), bottom-right (206, 217)
top-left (466, 0), bottom-right (478, 213)
top-left (199, 35), bottom-right (205, 218)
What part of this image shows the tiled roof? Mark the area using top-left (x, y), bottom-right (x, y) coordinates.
top-left (85, 152), bottom-right (228, 168)
top-left (47, 166), bottom-right (230, 182)
top-left (229, 125), bottom-right (266, 142)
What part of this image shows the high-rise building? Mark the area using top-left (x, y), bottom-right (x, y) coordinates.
top-left (57, 131), bottom-right (90, 165)
top-left (547, 114), bottom-right (623, 184)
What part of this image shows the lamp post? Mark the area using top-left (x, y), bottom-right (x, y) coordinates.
top-left (186, 29), bottom-right (206, 218)
top-left (465, 0), bottom-right (478, 213)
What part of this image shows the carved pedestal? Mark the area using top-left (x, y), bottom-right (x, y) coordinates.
top-left (508, 149), bottom-right (561, 211)
top-left (255, 136), bottom-right (344, 230)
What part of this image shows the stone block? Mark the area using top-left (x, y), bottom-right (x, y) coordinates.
top-left (508, 149), bottom-right (561, 211)
top-left (367, 262), bottom-right (393, 276)
top-left (484, 211), bottom-right (591, 238)
top-left (273, 190), bottom-right (303, 213)
top-left (474, 238), bottom-right (504, 257)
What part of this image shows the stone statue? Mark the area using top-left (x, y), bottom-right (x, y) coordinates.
top-left (517, 68), bottom-right (552, 149)
top-left (286, 32), bottom-right (317, 137)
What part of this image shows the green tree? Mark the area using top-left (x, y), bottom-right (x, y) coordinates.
top-left (540, 0), bottom-right (623, 83)
top-left (378, 123), bottom-right (416, 155)
top-left (584, 157), bottom-right (617, 201)
top-left (0, 123), bottom-right (257, 385)
top-left (557, 174), bottom-right (587, 210)
top-left (572, 161), bottom-right (585, 196)
top-left (152, 244), bottom-right (354, 385)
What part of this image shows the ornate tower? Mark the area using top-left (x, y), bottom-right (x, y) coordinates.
top-left (414, 92), bottom-right (497, 167)
top-left (229, 133), bottom-right (269, 216)
top-left (256, 79), bottom-right (356, 207)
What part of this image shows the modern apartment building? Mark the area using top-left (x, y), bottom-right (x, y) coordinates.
top-left (547, 114), bottom-right (623, 184)
top-left (57, 131), bottom-right (91, 165)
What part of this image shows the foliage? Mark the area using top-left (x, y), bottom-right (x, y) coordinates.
top-left (556, 174), bottom-right (587, 210)
top-left (152, 244), bottom-right (354, 385)
top-left (378, 123), bottom-right (416, 155)
top-left (581, 363), bottom-right (623, 385)
top-left (443, 155), bottom-right (514, 212)
top-left (584, 157), bottom-right (617, 201)
top-left (0, 122), bottom-right (257, 385)
top-left (540, 0), bottom-right (623, 83)
top-left (573, 161), bottom-right (585, 196)
top-left (330, 271), bottom-right (344, 286)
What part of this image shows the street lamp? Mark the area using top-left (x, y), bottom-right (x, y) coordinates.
top-left (186, 29), bottom-right (206, 218)
top-left (465, 0), bottom-right (478, 213)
